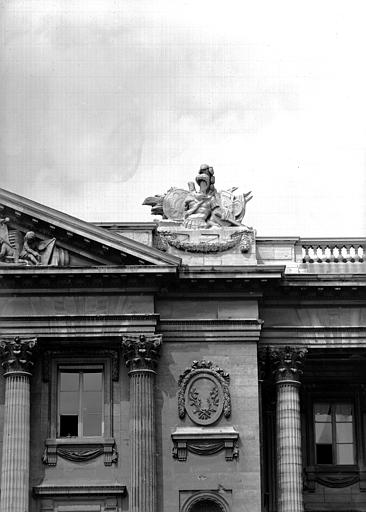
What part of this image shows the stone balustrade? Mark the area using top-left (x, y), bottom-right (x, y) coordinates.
top-left (299, 239), bottom-right (365, 264)
top-left (255, 237), bottom-right (366, 271)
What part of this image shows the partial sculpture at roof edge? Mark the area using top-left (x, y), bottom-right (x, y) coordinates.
top-left (143, 164), bottom-right (254, 255)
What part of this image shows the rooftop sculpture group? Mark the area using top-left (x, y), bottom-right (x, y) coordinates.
top-left (143, 164), bottom-right (254, 254)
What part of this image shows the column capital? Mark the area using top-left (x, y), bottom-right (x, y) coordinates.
top-left (269, 345), bottom-right (307, 384)
top-left (0, 337), bottom-right (37, 376)
top-left (121, 334), bottom-right (162, 372)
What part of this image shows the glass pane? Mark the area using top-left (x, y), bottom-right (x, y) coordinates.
top-left (314, 403), bottom-right (331, 422)
top-left (337, 443), bottom-right (354, 464)
top-left (83, 372), bottom-right (102, 391)
top-left (59, 391), bottom-right (79, 414)
top-left (59, 415), bottom-right (78, 437)
top-left (316, 444), bottom-right (333, 464)
top-left (83, 413), bottom-right (102, 436)
top-left (316, 422), bottom-right (332, 444)
top-left (336, 423), bottom-right (354, 444)
top-left (83, 391), bottom-right (102, 414)
top-left (60, 372), bottom-right (79, 391)
top-left (336, 403), bottom-right (353, 422)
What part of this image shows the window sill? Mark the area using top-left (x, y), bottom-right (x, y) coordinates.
top-left (43, 437), bottom-right (117, 467)
top-left (304, 465), bottom-right (363, 491)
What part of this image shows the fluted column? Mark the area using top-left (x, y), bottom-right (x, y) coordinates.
top-left (270, 346), bottom-right (307, 512)
top-left (0, 336), bottom-right (37, 512)
top-left (121, 334), bottom-right (162, 512)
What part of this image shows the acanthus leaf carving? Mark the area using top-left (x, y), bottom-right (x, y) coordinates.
top-left (269, 345), bottom-right (308, 383)
top-left (121, 334), bottom-right (162, 372)
top-left (0, 336), bottom-right (37, 375)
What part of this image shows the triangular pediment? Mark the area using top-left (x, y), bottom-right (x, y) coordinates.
top-left (0, 188), bottom-right (180, 267)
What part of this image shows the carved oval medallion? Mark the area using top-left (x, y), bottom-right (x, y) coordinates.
top-left (184, 374), bottom-right (224, 426)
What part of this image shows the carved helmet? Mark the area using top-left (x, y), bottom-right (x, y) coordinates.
top-left (196, 164), bottom-right (216, 193)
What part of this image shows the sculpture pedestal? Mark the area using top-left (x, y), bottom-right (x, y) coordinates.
top-left (156, 224), bottom-right (257, 265)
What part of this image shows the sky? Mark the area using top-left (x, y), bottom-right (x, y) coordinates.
top-left (1, 0), bottom-right (366, 237)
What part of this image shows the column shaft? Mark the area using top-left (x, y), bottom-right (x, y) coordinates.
top-left (122, 334), bottom-right (161, 512)
top-left (130, 370), bottom-right (157, 512)
top-left (276, 381), bottom-right (303, 512)
top-left (0, 373), bottom-right (31, 512)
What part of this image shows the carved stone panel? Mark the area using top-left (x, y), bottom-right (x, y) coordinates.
top-left (178, 360), bottom-right (231, 426)
top-left (42, 438), bottom-right (118, 467)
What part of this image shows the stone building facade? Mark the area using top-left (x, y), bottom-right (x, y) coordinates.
top-left (0, 170), bottom-right (365, 512)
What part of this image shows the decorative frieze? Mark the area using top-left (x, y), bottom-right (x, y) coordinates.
top-left (121, 334), bottom-right (162, 372)
top-left (178, 360), bottom-right (231, 425)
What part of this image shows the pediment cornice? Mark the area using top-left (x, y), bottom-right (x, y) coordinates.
top-left (0, 188), bottom-right (180, 267)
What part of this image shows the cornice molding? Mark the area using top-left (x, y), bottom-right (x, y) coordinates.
top-left (33, 484), bottom-right (126, 497)
top-left (159, 318), bottom-right (263, 343)
top-left (0, 314), bottom-right (159, 338)
top-left (261, 325), bottom-right (366, 347)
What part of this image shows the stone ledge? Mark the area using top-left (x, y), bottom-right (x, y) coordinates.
top-left (43, 438), bottom-right (117, 467)
top-left (172, 426), bottom-right (239, 461)
top-left (33, 484), bottom-right (126, 497)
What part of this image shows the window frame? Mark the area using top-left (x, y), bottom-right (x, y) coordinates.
top-left (49, 355), bottom-right (113, 441)
top-left (313, 399), bottom-right (356, 466)
top-left (57, 364), bottom-right (105, 438)
top-left (303, 388), bottom-right (365, 492)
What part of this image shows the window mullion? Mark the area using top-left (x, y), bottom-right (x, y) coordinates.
top-left (332, 404), bottom-right (337, 465)
top-left (79, 372), bottom-right (83, 437)
top-left (57, 369), bottom-right (61, 437)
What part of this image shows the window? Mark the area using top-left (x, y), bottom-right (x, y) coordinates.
top-left (43, 352), bottom-right (118, 467)
top-left (190, 500), bottom-right (223, 512)
top-left (58, 367), bottom-right (103, 438)
top-left (314, 402), bottom-right (355, 465)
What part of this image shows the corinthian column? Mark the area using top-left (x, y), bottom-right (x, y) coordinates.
top-left (270, 346), bottom-right (307, 512)
top-left (0, 336), bottom-right (37, 512)
top-left (121, 334), bottom-right (162, 512)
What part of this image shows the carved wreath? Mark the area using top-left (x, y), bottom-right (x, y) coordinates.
top-left (188, 384), bottom-right (220, 421)
top-left (178, 360), bottom-right (231, 425)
